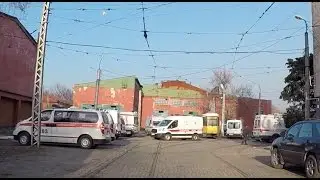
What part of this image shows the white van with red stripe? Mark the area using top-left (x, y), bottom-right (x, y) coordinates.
top-left (151, 116), bottom-right (203, 141)
top-left (252, 114), bottom-right (287, 143)
top-left (12, 109), bottom-right (112, 149)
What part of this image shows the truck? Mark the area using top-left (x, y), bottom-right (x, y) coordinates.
top-left (151, 115), bottom-right (203, 141)
top-left (252, 113), bottom-right (287, 143)
top-left (120, 111), bottom-right (139, 137)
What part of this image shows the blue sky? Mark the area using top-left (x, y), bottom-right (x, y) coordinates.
top-left (6, 2), bottom-right (313, 111)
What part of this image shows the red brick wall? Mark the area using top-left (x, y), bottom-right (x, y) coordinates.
top-left (140, 96), bottom-right (204, 128)
top-left (73, 86), bottom-right (136, 112)
top-left (237, 98), bottom-right (272, 131)
top-left (0, 15), bottom-right (36, 98)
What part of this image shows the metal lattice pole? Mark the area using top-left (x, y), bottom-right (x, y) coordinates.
top-left (31, 2), bottom-right (51, 148)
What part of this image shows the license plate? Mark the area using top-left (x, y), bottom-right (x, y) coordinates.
top-left (126, 131), bottom-right (131, 134)
top-left (229, 133), bottom-right (233, 135)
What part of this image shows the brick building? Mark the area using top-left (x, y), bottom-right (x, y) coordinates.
top-left (73, 77), bottom-right (272, 131)
top-left (0, 12), bottom-right (36, 127)
top-left (73, 76), bottom-right (143, 112)
top-left (42, 94), bottom-right (72, 109)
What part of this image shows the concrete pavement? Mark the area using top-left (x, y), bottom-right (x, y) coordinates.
top-left (0, 136), bottom-right (305, 178)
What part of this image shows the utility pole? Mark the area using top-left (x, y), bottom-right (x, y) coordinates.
top-left (94, 58), bottom-right (102, 109)
top-left (220, 84), bottom-right (226, 137)
top-left (295, 15), bottom-right (310, 119)
top-left (258, 84), bottom-right (262, 115)
top-left (31, 2), bottom-right (51, 148)
top-left (305, 26), bottom-right (310, 119)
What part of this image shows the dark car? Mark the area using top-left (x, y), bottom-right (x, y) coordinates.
top-left (270, 120), bottom-right (320, 178)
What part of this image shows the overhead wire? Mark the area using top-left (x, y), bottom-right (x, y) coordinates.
top-left (232, 2), bottom-right (275, 68)
top-left (54, 2), bottom-right (175, 40)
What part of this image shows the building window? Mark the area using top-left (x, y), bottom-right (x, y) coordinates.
top-left (154, 98), bottom-right (168, 105)
top-left (171, 99), bottom-right (182, 106)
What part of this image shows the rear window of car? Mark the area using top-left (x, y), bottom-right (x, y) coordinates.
top-left (54, 111), bottom-right (99, 123)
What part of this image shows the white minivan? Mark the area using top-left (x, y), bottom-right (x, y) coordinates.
top-left (225, 119), bottom-right (243, 138)
top-left (13, 109), bottom-right (112, 149)
top-left (151, 116), bottom-right (203, 141)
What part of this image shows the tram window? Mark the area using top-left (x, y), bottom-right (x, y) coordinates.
top-left (203, 117), bottom-right (207, 125)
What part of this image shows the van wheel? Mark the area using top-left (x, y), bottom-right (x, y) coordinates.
top-left (192, 134), bottom-right (199, 141)
top-left (78, 135), bottom-right (93, 149)
top-left (18, 132), bottom-right (31, 146)
top-left (305, 155), bottom-right (320, 178)
top-left (164, 133), bottom-right (172, 141)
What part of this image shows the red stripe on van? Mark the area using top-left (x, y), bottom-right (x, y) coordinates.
top-left (19, 123), bottom-right (98, 128)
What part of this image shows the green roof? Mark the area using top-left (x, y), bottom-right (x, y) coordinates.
top-left (74, 76), bottom-right (141, 89)
top-left (142, 84), bottom-right (203, 99)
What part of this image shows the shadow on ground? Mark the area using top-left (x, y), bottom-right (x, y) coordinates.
top-left (254, 156), bottom-right (305, 177)
top-left (0, 137), bottom-right (134, 178)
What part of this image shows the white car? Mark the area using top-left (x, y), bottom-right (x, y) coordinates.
top-left (13, 109), bottom-right (112, 149)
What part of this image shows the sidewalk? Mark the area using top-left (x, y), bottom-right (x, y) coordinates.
top-left (0, 127), bottom-right (14, 140)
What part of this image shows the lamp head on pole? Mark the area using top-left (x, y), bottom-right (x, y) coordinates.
top-left (294, 15), bottom-right (303, 20)
top-left (220, 84), bottom-right (225, 91)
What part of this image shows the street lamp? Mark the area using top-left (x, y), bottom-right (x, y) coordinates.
top-left (295, 15), bottom-right (310, 119)
top-left (220, 84), bottom-right (225, 136)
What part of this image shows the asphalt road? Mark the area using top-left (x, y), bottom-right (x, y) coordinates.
top-left (0, 135), bottom-right (305, 178)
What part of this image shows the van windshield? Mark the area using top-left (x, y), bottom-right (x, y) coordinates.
top-left (228, 122), bottom-right (241, 129)
top-left (158, 120), bottom-right (172, 127)
top-left (153, 121), bottom-right (161, 126)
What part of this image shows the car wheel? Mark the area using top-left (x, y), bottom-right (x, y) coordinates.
top-left (270, 147), bottom-right (284, 169)
top-left (78, 135), bottom-right (93, 149)
top-left (192, 134), bottom-right (199, 141)
top-left (164, 133), bottom-right (172, 141)
top-left (305, 155), bottom-right (320, 178)
top-left (18, 132), bottom-right (31, 146)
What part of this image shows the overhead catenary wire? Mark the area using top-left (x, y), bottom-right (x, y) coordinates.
top-left (232, 2), bottom-right (275, 68)
top-left (54, 2), bottom-right (175, 40)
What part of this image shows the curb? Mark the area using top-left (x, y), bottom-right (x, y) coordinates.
top-left (0, 136), bottom-right (13, 140)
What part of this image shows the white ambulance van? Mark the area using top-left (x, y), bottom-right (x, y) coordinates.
top-left (105, 110), bottom-right (125, 139)
top-left (120, 111), bottom-right (139, 137)
top-left (104, 112), bottom-right (116, 141)
top-left (225, 119), bottom-right (243, 138)
top-left (151, 116), bottom-right (203, 141)
top-left (12, 109), bottom-right (112, 149)
top-left (252, 114), bottom-right (287, 143)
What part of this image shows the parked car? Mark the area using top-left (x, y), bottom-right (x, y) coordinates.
top-left (270, 120), bottom-right (320, 178)
top-left (120, 111), bottom-right (139, 137)
top-left (13, 109), bottom-right (112, 149)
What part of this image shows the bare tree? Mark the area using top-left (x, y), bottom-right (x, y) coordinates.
top-left (210, 68), bottom-right (233, 91)
top-left (230, 84), bottom-right (255, 98)
top-left (46, 84), bottom-right (73, 105)
top-left (0, 2), bottom-right (30, 14)
top-left (205, 68), bottom-right (256, 120)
